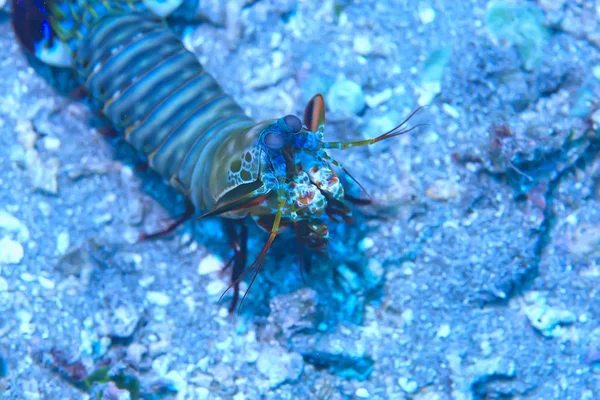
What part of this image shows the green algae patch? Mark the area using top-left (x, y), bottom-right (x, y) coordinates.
top-left (485, 1), bottom-right (550, 71)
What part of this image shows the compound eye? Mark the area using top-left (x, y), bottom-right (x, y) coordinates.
top-left (283, 115), bottom-right (303, 134)
top-left (264, 132), bottom-right (285, 149)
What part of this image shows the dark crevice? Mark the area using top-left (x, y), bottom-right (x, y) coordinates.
top-left (484, 136), bottom-right (600, 306)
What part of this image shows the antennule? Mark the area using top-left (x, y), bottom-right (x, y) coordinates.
top-left (321, 106), bottom-right (426, 150)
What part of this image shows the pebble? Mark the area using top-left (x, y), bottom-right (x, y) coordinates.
top-left (0, 211), bottom-right (22, 231)
top-left (152, 354), bottom-right (173, 377)
top-left (353, 35), bottom-right (372, 55)
top-left (20, 272), bottom-right (35, 282)
top-left (418, 6), bottom-right (436, 24)
top-left (27, 152), bottom-right (60, 195)
top-left (358, 237), bottom-right (375, 252)
top-left (94, 212), bottom-right (113, 225)
top-left (436, 324), bottom-right (451, 338)
top-left (365, 88), bottom-right (393, 108)
top-left (398, 377), bottom-right (418, 394)
top-left (16, 120), bottom-right (37, 149)
top-left (126, 343), bottom-right (146, 364)
top-left (256, 345), bottom-right (304, 388)
top-left (0, 236), bottom-right (24, 264)
top-left (205, 279), bottom-right (227, 298)
top-left (0, 277), bottom-right (7, 291)
top-left (442, 103), bottom-right (460, 119)
top-left (327, 79), bottom-right (365, 115)
top-left (233, 393), bottom-right (245, 400)
top-left (522, 291), bottom-right (576, 337)
top-left (37, 276), bottom-right (55, 290)
top-left (56, 231), bottom-right (70, 255)
top-left (109, 303), bottom-right (141, 338)
top-left (42, 136), bottom-right (61, 151)
top-left (0, 211), bottom-right (29, 241)
top-left (193, 388), bottom-right (210, 400)
top-left (146, 291), bottom-right (171, 306)
top-left (197, 255), bottom-right (223, 275)
top-left (567, 223), bottom-right (600, 255)
top-left (364, 259), bottom-right (384, 288)
top-left (425, 180), bottom-right (459, 201)
top-left (355, 388), bottom-right (370, 398)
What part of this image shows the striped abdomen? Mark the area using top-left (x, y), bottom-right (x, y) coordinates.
top-left (75, 12), bottom-right (257, 209)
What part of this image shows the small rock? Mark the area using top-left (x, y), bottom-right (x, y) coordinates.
top-left (37, 276), bottom-right (55, 290)
top-left (189, 369), bottom-right (213, 387)
top-left (365, 88), bottom-right (393, 108)
top-left (268, 288), bottom-right (317, 338)
top-left (353, 35), bottom-right (372, 55)
top-left (94, 212), bottom-right (113, 225)
top-left (425, 180), bottom-right (459, 201)
top-left (0, 211), bottom-right (29, 241)
top-left (20, 272), bottom-right (35, 282)
top-left (436, 324), bottom-right (451, 338)
top-left (16, 120), bottom-right (37, 149)
top-left (56, 231), bottom-right (70, 255)
top-left (192, 388), bottom-right (210, 400)
top-left (441, 103), bottom-right (460, 119)
top-left (152, 354), bottom-right (173, 377)
top-left (197, 255), bottom-right (223, 275)
top-left (110, 303), bottom-right (141, 338)
top-left (401, 309), bottom-right (414, 325)
top-left (42, 136), bottom-right (61, 151)
top-left (67, 159), bottom-right (118, 179)
top-left (146, 291), bottom-right (171, 306)
top-left (398, 377), bottom-right (419, 394)
top-left (0, 236), bottom-right (24, 264)
top-left (126, 343), bottom-right (146, 364)
top-left (567, 224), bottom-right (600, 255)
top-left (205, 280), bottom-right (227, 299)
top-left (0, 211), bottom-right (23, 231)
top-left (148, 339), bottom-right (171, 358)
top-left (418, 6), bottom-right (436, 24)
top-left (337, 264), bottom-right (361, 292)
top-left (256, 345), bottom-right (304, 388)
top-left (101, 381), bottom-right (131, 400)
top-left (115, 252), bottom-right (142, 272)
top-left (327, 80), bottom-right (365, 115)
top-left (233, 393), bottom-right (245, 400)
top-left (522, 292), bottom-right (576, 337)
top-left (26, 151), bottom-right (60, 195)
top-left (164, 370), bottom-right (187, 392)
top-left (355, 388), bottom-right (370, 398)
top-left (358, 237), bottom-right (374, 252)
top-left (126, 197), bottom-right (144, 226)
top-left (364, 259), bottom-right (384, 289)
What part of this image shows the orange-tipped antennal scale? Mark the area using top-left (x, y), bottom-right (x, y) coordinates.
top-left (304, 94), bottom-right (326, 132)
top-left (321, 106), bottom-right (426, 150)
top-left (218, 185), bottom-right (287, 313)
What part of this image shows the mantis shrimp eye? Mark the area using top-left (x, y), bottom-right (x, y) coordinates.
top-left (283, 115), bottom-right (303, 133)
top-left (264, 131), bottom-right (285, 149)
